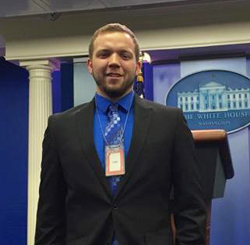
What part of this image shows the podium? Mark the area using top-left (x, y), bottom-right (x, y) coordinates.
top-left (171, 129), bottom-right (234, 245)
top-left (192, 129), bottom-right (234, 245)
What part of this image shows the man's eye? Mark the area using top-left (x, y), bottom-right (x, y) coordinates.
top-left (98, 52), bottom-right (110, 58)
top-left (121, 53), bottom-right (131, 60)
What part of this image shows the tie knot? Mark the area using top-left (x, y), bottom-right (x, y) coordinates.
top-left (108, 103), bottom-right (119, 113)
top-left (107, 103), bottom-right (119, 121)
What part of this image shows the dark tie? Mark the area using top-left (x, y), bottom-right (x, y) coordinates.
top-left (105, 103), bottom-right (123, 195)
top-left (105, 103), bottom-right (123, 147)
top-left (105, 103), bottom-right (123, 245)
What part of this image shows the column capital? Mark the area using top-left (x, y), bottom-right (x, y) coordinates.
top-left (20, 58), bottom-right (60, 71)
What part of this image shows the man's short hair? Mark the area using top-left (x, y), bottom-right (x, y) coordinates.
top-left (88, 23), bottom-right (140, 61)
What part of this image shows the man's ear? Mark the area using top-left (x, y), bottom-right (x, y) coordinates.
top-left (87, 59), bottom-right (93, 74)
top-left (136, 60), bottom-right (142, 75)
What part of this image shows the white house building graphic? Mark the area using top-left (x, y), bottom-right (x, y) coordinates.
top-left (177, 81), bottom-right (250, 112)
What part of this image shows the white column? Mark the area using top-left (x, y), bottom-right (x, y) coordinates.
top-left (20, 59), bottom-right (59, 245)
top-left (216, 94), bottom-right (219, 109)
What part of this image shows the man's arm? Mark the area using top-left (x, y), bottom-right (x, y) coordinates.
top-left (35, 116), bottom-right (66, 245)
top-left (172, 110), bottom-right (207, 245)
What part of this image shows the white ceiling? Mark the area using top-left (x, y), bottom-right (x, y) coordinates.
top-left (0, 0), bottom-right (191, 49)
top-left (1, 0), bottom-right (250, 52)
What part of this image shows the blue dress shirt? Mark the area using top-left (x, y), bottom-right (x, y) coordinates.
top-left (93, 91), bottom-right (134, 172)
top-left (93, 91), bottom-right (134, 245)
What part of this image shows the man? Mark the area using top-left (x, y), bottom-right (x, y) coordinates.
top-left (35, 23), bottom-right (206, 245)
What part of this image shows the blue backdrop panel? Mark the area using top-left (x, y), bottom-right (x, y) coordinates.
top-left (180, 58), bottom-right (250, 245)
top-left (143, 63), bottom-right (154, 101)
top-left (60, 63), bottom-right (73, 112)
top-left (0, 58), bottom-right (28, 245)
top-left (52, 63), bottom-right (74, 113)
top-left (152, 57), bottom-right (250, 245)
top-left (52, 69), bottom-right (61, 114)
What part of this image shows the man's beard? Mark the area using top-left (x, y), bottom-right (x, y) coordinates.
top-left (95, 78), bottom-right (134, 99)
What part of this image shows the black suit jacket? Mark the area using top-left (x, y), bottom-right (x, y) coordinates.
top-left (35, 95), bottom-right (206, 245)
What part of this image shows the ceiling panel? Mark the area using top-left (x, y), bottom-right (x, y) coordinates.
top-left (0, 0), bottom-right (180, 18)
top-left (0, 0), bottom-right (246, 18)
top-left (1, 0), bottom-right (250, 55)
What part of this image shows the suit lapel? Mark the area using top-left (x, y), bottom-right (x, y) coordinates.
top-left (115, 95), bottom-right (153, 200)
top-left (75, 99), bottom-right (112, 198)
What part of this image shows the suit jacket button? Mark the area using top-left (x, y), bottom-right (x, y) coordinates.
top-left (113, 204), bottom-right (118, 209)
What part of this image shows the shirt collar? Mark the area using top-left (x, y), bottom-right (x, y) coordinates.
top-left (95, 90), bottom-right (134, 113)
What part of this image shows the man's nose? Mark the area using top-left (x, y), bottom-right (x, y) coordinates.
top-left (108, 53), bottom-right (120, 68)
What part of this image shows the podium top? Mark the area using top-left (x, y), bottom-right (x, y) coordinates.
top-left (192, 129), bottom-right (226, 142)
top-left (191, 129), bottom-right (234, 179)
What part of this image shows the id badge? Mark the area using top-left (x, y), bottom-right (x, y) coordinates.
top-left (105, 145), bottom-right (125, 176)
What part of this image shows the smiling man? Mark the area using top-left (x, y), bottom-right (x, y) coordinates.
top-left (87, 27), bottom-right (141, 100)
top-left (35, 23), bottom-right (206, 245)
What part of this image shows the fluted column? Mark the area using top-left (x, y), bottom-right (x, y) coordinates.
top-left (20, 59), bottom-right (59, 245)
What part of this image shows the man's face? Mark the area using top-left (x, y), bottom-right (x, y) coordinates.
top-left (87, 32), bottom-right (141, 100)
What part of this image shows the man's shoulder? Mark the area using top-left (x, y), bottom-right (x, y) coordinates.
top-left (49, 100), bottom-right (94, 122)
top-left (137, 96), bottom-right (181, 114)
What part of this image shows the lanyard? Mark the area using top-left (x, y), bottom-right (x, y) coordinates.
top-left (95, 94), bottom-right (134, 148)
